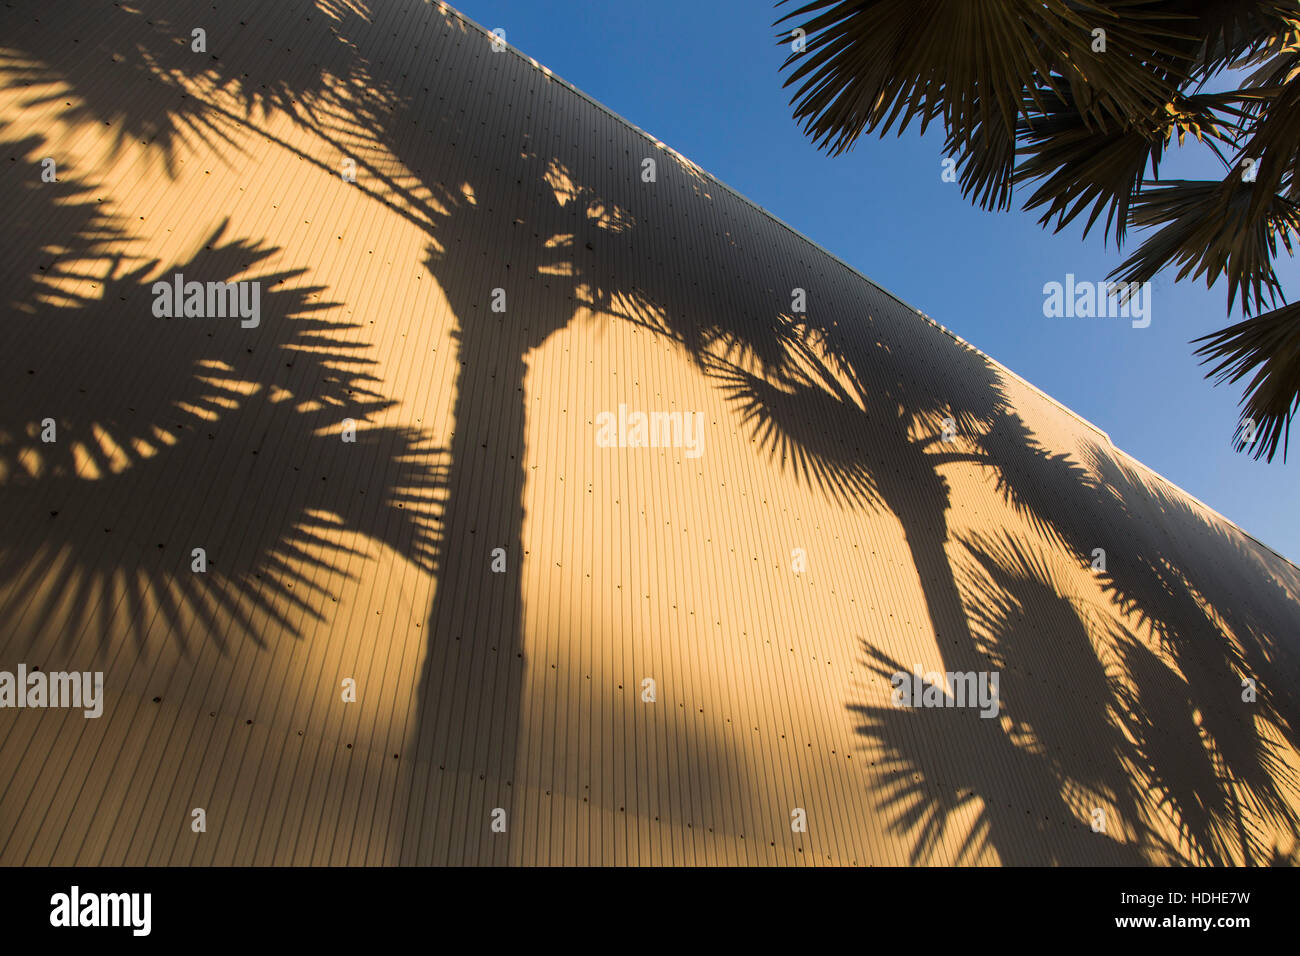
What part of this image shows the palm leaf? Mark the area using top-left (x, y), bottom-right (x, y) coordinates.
top-left (1194, 301), bottom-right (1300, 461)
top-left (1185, 0), bottom-right (1299, 75)
top-left (775, 0), bottom-right (1063, 155)
top-left (1016, 88), bottom-right (1244, 242)
top-left (1233, 17), bottom-right (1300, 204)
top-left (775, 0), bottom-right (1191, 157)
top-left (944, 102), bottom-right (1020, 212)
top-left (1110, 178), bottom-right (1300, 313)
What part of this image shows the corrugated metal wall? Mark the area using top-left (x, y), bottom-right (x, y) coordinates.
top-left (2, 0), bottom-right (1299, 866)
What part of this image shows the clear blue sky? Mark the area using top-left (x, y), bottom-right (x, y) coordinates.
top-left (454, 0), bottom-right (1299, 563)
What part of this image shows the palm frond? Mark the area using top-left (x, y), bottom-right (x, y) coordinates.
top-left (1110, 178), bottom-right (1300, 313)
top-left (1187, 0), bottom-right (1298, 75)
top-left (944, 90), bottom-right (1023, 212)
top-left (776, 0), bottom-right (1192, 156)
top-left (775, 0), bottom-right (1065, 155)
top-left (1235, 17), bottom-right (1300, 203)
top-left (1194, 301), bottom-right (1300, 461)
top-left (774, 1), bottom-right (1300, 461)
top-left (1016, 89), bottom-right (1244, 242)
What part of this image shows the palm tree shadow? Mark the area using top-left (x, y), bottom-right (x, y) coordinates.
top-left (1076, 449), bottom-right (1300, 862)
top-left (369, 15), bottom-right (822, 856)
top-left (320, 4), bottom-right (1286, 863)
top-left (712, 308), bottom-right (1300, 863)
top-left (391, 120), bottom-right (633, 864)
top-left (969, 431), bottom-right (1300, 863)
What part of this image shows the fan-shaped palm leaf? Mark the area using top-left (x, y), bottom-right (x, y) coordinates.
top-left (775, 0), bottom-right (1189, 158)
top-left (1017, 89), bottom-right (1245, 242)
top-left (1194, 300), bottom-right (1300, 461)
top-left (1110, 177), bottom-right (1300, 312)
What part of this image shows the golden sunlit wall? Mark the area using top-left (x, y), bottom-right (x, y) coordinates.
top-left (1, 0), bottom-right (1298, 866)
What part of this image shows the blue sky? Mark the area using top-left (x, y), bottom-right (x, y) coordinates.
top-left (454, 0), bottom-right (1299, 562)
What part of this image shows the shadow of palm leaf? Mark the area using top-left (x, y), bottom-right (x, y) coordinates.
top-left (695, 313), bottom-right (1007, 512)
top-left (960, 532), bottom-right (1150, 839)
top-left (0, 0), bottom-right (385, 175)
top-left (1, 187), bottom-right (446, 652)
top-left (1, 14), bottom-right (236, 175)
top-left (982, 429), bottom-right (1300, 861)
top-left (991, 411), bottom-right (1300, 720)
top-left (0, 397), bottom-right (446, 654)
top-left (2, 218), bottom-right (382, 478)
top-left (700, 327), bottom-right (883, 509)
top-left (850, 640), bottom-right (1145, 865)
top-left (848, 530), bottom-right (1175, 864)
top-left (1083, 450), bottom-right (1300, 861)
top-left (2, 131), bottom-right (125, 315)
top-left (1114, 638), bottom-right (1250, 864)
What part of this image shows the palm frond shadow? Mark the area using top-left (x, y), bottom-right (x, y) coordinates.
top-left (847, 521), bottom-right (1291, 865)
top-left (2, 132), bottom-right (127, 315)
top-left (998, 430), bottom-right (1300, 754)
top-left (698, 338), bottom-right (883, 510)
top-left (711, 310), bottom-right (1300, 861)
top-left (0, 170), bottom-right (447, 654)
top-left (960, 531), bottom-right (1145, 818)
top-left (1082, 449), bottom-right (1300, 853)
top-left (978, 435), bottom-right (1300, 861)
top-left (0, 0), bottom-right (384, 175)
top-left (849, 636), bottom-right (1147, 866)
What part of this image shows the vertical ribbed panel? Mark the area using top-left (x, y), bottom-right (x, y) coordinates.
top-left (2, 0), bottom-right (1299, 866)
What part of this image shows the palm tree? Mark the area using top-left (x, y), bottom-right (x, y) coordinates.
top-left (775, 0), bottom-right (1300, 460)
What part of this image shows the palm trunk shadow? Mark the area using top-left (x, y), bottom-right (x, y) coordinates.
top-left (393, 170), bottom-right (588, 858)
top-left (397, 323), bottom-right (529, 864)
top-left (888, 470), bottom-right (1063, 862)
